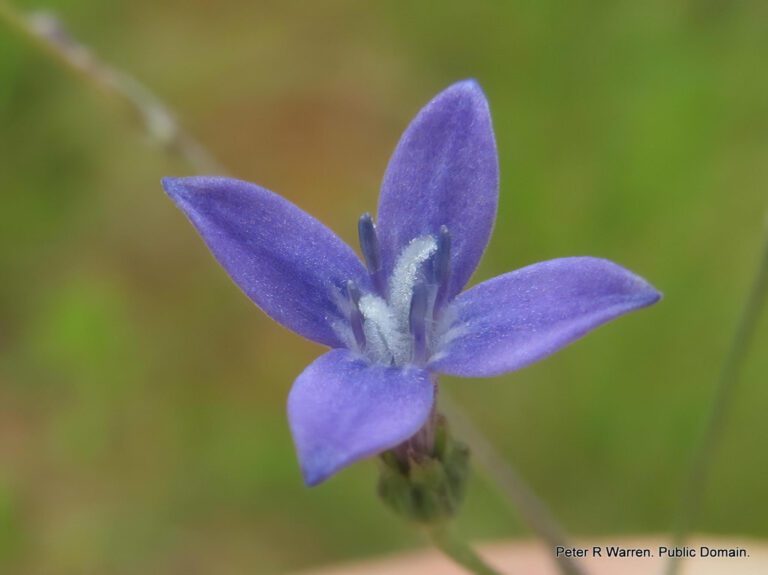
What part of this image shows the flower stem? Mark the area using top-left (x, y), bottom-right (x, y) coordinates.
top-left (426, 524), bottom-right (505, 575)
top-left (0, 0), bottom-right (225, 174)
top-left (440, 393), bottom-right (588, 575)
top-left (665, 214), bottom-right (768, 575)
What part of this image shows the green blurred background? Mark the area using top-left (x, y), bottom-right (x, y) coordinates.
top-left (1, 0), bottom-right (767, 573)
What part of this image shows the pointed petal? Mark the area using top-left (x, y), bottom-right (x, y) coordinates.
top-left (163, 176), bottom-right (369, 347)
top-left (288, 349), bottom-right (434, 486)
top-left (377, 80), bottom-right (499, 299)
top-left (430, 257), bottom-right (661, 377)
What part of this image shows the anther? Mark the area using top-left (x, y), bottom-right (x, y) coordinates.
top-left (358, 213), bottom-right (385, 294)
top-left (409, 281), bottom-right (429, 364)
top-left (346, 280), bottom-right (366, 350)
top-left (432, 225), bottom-right (451, 316)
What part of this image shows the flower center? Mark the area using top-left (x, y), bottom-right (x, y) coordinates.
top-left (337, 214), bottom-right (452, 366)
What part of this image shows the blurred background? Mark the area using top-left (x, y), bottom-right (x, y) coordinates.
top-left (1, 0), bottom-right (767, 573)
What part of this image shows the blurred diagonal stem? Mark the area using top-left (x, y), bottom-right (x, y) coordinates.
top-left (666, 214), bottom-right (768, 575)
top-left (0, 0), bottom-right (225, 174)
top-left (427, 524), bottom-right (505, 575)
top-left (441, 393), bottom-right (588, 575)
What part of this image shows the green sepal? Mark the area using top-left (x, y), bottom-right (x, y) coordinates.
top-left (377, 419), bottom-right (470, 524)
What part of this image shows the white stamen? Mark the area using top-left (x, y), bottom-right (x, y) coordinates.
top-left (336, 235), bottom-right (443, 366)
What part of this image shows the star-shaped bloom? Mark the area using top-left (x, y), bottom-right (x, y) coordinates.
top-left (162, 80), bottom-right (660, 487)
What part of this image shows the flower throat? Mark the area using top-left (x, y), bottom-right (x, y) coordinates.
top-left (339, 214), bottom-right (452, 367)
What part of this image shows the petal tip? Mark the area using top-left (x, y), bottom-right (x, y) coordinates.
top-left (440, 78), bottom-right (489, 106)
top-left (294, 446), bottom-right (346, 487)
top-left (642, 284), bottom-right (663, 306)
top-left (161, 176), bottom-right (232, 201)
top-left (621, 267), bottom-right (662, 307)
top-left (301, 464), bottom-right (331, 488)
top-left (160, 176), bottom-right (178, 190)
top-left (625, 279), bottom-right (663, 313)
top-left (450, 77), bottom-right (482, 90)
top-left (161, 176), bottom-right (191, 203)
top-left (582, 257), bottom-right (662, 308)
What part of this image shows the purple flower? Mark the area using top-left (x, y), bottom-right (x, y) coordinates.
top-left (162, 80), bottom-right (660, 487)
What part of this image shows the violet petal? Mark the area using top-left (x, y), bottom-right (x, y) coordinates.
top-left (429, 257), bottom-right (661, 377)
top-left (377, 80), bottom-right (499, 300)
top-left (288, 349), bottom-right (435, 486)
top-left (163, 176), bottom-right (369, 347)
